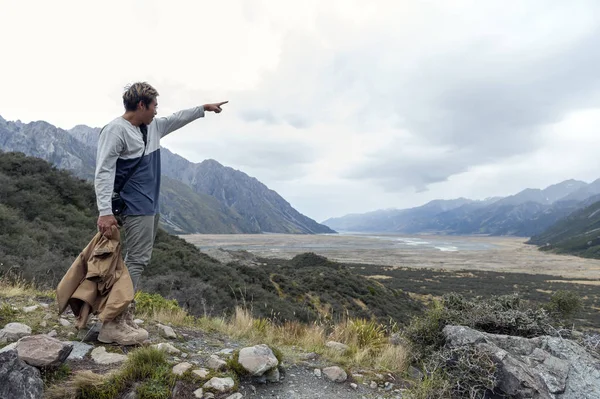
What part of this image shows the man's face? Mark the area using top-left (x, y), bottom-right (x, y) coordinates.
top-left (139, 98), bottom-right (158, 124)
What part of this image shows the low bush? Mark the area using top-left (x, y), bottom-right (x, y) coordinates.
top-left (545, 290), bottom-right (583, 319)
top-left (134, 291), bottom-right (181, 315)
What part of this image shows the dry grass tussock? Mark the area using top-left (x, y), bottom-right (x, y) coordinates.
top-left (137, 298), bottom-right (409, 373)
top-left (0, 274), bottom-right (54, 299)
top-left (45, 370), bottom-right (106, 399)
top-left (221, 307), bottom-right (409, 373)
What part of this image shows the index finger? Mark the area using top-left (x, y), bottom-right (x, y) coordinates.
top-left (218, 101), bottom-right (229, 106)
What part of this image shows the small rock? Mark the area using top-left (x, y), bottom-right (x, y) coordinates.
top-left (91, 347), bottom-right (127, 364)
top-left (217, 348), bottom-right (235, 355)
top-left (226, 394), bottom-right (243, 399)
top-left (152, 342), bottom-right (180, 354)
top-left (370, 381), bottom-right (378, 389)
top-left (39, 303), bottom-right (49, 309)
top-left (43, 314), bottom-right (52, 320)
top-left (208, 354), bottom-right (227, 370)
top-left (47, 330), bottom-right (57, 338)
top-left (323, 366), bottom-right (347, 382)
top-left (192, 368), bottom-right (210, 378)
top-left (314, 368), bottom-right (322, 377)
top-left (133, 319), bottom-right (144, 325)
top-left (17, 335), bottom-right (73, 367)
top-left (22, 305), bottom-right (39, 313)
top-left (265, 367), bottom-right (280, 382)
top-left (172, 362), bottom-right (193, 376)
top-left (39, 321), bottom-right (47, 328)
top-left (301, 352), bottom-right (318, 360)
top-left (325, 341), bottom-right (350, 354)
top-left (204, 393), bottom-right (215, 399)
top-left (181, 353), bottom-right (188, 358)
top-left (66, 342), bottom-right (93, 360)
top-left (59, 318), bottom-right (71, 327)
top-left (193, 388), bottom-right (203, 398)
top-left (157, 324), bottom-right (177, 339)
top-left (0, 322), bottom-right (32, 343)
top-left (203, 377), bottom-right (235, 392)
top-left (351, 383), bottom-right (358, 389)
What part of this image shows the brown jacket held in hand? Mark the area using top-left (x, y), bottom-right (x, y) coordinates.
top-left (56, 227), bottom-right (134, 329)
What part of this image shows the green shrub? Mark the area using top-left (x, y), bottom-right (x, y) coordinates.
top-left (404, 371), bottom-right (452, 399)
top-left (226, 350), bottom-right (248, 377)
top-left (545, 290), bottom-right (583, 319)
top-left (349, 318), bottom-right (387, 349)
top-left (403, 300), bottom-right (446, 360)
top-left (0, 302), bottom-right (17, 324)
top-left (429, 347), bottom-right (497, 399)
top-left (134, 291), bottom-right (181, 315)
top-left (79, 347), bottom-right (175, 399)
top-left (405, 346), bottom-right (498, 399)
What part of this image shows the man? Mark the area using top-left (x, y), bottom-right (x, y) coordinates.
top-left (94, 82), bottom-right (227, 344)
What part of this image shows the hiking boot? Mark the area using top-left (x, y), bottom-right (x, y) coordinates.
top-left (98, 315), bottom-right (148, 345)
top-left (123, 302), bottom-right (139, 330)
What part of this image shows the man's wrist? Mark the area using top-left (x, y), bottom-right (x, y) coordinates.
top-left (99, 209), bottom-right (113, 217)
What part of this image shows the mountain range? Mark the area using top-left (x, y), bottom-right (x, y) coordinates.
top-left (527, 196), bottom-right (600, 258)
top-left (323, 179), bottom-right (600, 237)
top-left (0, 115), bottom-right (334, 235)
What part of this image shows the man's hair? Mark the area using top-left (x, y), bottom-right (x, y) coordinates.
top-left (122, 82), bottom-right (159, 112)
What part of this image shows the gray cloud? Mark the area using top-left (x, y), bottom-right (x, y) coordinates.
top-left (169, 133), bottom-right (320, 182)
top-left (241, 109), bottom-right (311, 129)
top-left (338, 26), bottom-right (600, 191)
top-left (165, 4), bottom-right (600, 199)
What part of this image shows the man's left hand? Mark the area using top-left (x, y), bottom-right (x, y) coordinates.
top-left (204, 101), bottom-right (228, 113)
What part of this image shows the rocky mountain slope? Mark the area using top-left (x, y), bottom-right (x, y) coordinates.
top-left (528, 194), bottom-right (600, 258)
top-left (0, 115), bottom-right (334, 234)
top-left (324, 179), bottom-right (600, 237)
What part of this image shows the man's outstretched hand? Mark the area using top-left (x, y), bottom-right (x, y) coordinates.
top-left (98, 215), bottom-right (118, 238)
top-left (204, 101), bottom-right (228, 113)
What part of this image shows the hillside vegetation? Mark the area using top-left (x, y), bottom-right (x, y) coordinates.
top-left (0, 151), bottom-right (421, 324)
top-left (528, 198), bottom-right (600, 258)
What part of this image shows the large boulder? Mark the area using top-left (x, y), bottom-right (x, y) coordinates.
top-left (443, 325), bottom-right (600, 399)
top-left (238, 344), bottom-right (279, 376)
top-left (17, 335), bottom-right (73, 367)
top-left (0, 349), bottom-right (44, 399)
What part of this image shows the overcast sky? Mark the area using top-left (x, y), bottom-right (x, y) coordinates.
top-left (2, 0), bottom-right (600, 222)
